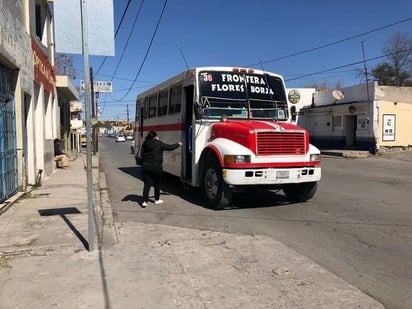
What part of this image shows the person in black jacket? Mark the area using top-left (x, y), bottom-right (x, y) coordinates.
top-left (140, 131), bottom-right (182, 207)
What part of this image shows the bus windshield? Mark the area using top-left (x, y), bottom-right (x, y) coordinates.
top-left (198, 70), bottom-right (288, 121)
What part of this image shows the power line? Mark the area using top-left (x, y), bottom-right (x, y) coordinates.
top-left (247, 16), bottom-right (412, 67)
top-left (97, 11), bottom-right (411, 117)
top-left (109, 0), bottom-right (145, 81)
top-left (285, 47), bottom-right (412, 82)
top-left (114, 0), bottom-right (168, 102)
top-left (98, 0), bottom-right (145, 116)
top-left (95, 0), bottom-right (133, 75)
top-left (285, 56), bottom-right (384, 82)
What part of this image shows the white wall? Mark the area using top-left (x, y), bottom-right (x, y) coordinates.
top-left (286, 88), bottom-right (315, 126)
top-left (314, 82), bottom-right (374, 106)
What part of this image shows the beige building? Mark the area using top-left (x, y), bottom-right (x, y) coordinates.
top-left (0, 0), bottom-right (77, 204)
top-left (287, 82), bottom-right (412, 154)
top-left (1, 0), bottom-right (33, 201)
top-left (56, 75), bottom-right (81, 154)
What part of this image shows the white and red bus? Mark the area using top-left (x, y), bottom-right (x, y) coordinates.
top-left (134, 67), bottom-right (321, 209)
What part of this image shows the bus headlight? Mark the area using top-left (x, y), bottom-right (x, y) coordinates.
top-left (224, 155), bottom-right (251, 164)
top-left (310, 154), bottom-right (321, 162)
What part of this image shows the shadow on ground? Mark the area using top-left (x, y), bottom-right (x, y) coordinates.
top-left (118, 166), bottom-right (295, 210)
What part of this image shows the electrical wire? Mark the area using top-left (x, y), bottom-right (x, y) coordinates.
top-left (285, 47), bottom-right (412, 82)
top-left (114, 0), bottom-right (168, 102)
top-left (247, 17), bottom-right (412, 68)
top-left (99, 0), bottom-right (145, 116)
top-left (95, 0), bottom-right (133, 75)
top-left (109, 1), bottom-right (145, 81)
top-left (93, 8), bottom-right (410, 118)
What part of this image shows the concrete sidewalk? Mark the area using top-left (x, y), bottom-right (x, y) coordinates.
top-left (320, 149), bottom-right (371, 158)
top-left (0, 154), bottom-right (384, 308)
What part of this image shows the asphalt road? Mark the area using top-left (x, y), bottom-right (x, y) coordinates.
top-left (99, 136), bottom-right (412, 309)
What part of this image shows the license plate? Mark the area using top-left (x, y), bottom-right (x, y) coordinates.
top-left (276, 170), bottom-right (289, 179)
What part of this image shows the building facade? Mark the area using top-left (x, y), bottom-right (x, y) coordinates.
top-left (0, 0), bottom-right (33, 202)
top-left (56, 75), bottom-right (81, 155)
top-left (1, 0), bottom-right (77, 204)
top-left (287, 82), bottom-right (412, 154)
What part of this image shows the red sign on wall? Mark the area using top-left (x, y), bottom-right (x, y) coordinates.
top-left (32, 37), bottom-right (55, 95)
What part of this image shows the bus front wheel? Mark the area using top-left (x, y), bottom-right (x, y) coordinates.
top-left (283, 182), bottom-right (317, 203)
top-left (201, 158), bottom-right (232, 210)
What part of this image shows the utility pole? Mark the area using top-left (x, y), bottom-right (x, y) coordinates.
top-left (81, 0), bottom-right (94, 252)
top-left (361, 40), bottom-right (373, 153)
top-left (126, 104), bottom-right (129, 126)
top-left (54, 0), bottom-right (114, 252)
top-left (94, 91), bottom-right (99, 152)
top-left (361, 40), bottom-right (370, 102)
top-left (90, 67), bottom-right (97, 155)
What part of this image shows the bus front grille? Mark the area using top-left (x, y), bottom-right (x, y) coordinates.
top-left (256, 131), bottom-right (306, 155)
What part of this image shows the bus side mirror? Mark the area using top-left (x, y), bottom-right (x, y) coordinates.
top-left (194, 102), bottom-right (203, 119)
top-left (290, 106), bottom-right (297, 121)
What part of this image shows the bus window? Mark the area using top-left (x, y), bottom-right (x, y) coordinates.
top-left (198, 70), bottom-right (288, 121)
top-left (136, 99), bottom-right (143, 119)
top-left (143, 97), bottom-right (148, 119)
top-left (158, 90), bottom-right (168, 116)
top-left (149, 94), bottom-right (157, 118)
top-left (169, 85), bottom-right (182, 114)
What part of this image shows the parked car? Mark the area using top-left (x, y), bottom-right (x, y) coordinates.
top-left (126, 133), bottom-right (134, 140)
top-left (115, 134), bottom-right (126, 142)
top-left (80, 134), bottom-right (87, 147)
top-left (81, 134), bottom-right (93, 147)
top-left (131, 140), bottom-right (135, 154)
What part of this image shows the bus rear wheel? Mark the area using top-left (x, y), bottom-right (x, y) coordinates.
top-left (283, 182), bottom-right (317, 203)
top-left (201, 158), bottom-right (232, 210)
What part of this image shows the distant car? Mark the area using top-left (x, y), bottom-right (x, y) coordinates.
top-left (131, 140), bottom-right (135, 154)
top-left (80, 134), bottom-right (87, 147)
top-left (115, 134), bottom-right (126, 142)
top-left (126, 133), bottom-right (134, 140)
top-left (80, 134), bottom-right (94, 147)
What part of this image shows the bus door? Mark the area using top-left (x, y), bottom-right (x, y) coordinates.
top-left (182, 85), bottom-right (194, 181)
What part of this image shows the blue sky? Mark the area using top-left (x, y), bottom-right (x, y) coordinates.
top-left (72, 0), bottom-right (412, 120)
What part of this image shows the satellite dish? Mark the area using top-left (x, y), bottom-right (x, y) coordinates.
top-left (332, 90), bottom-right (344, 101)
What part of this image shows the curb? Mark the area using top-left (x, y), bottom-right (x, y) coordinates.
top-left (321, 150), bottom-right (370, 158)
top-left (96, 172), bottom-right (119, 248)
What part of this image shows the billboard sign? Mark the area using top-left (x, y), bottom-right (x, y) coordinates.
top-left (382, 114), bottom-right (395, 141)
top-left (81, 80), bottom-right (112, 93)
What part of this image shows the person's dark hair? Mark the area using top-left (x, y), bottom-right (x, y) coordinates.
top-left (146, 131), bottom-right (157, 141)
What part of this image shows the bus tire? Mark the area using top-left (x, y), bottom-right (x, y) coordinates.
top-left (201, 157), bottom-right (232, 210)
top-left (283, 182), bottom-right (317, 203)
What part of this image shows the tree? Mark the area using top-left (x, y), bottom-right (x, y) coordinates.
top-left (371, 32), bottom-right (412, 86)
top-left (55, 53), bottom-right (77, 79)
top-left (304, 79), bottom-right (344, 92)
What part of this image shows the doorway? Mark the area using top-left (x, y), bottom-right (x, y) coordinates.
top-left (182, 85), bottom-right (194, 181)
top-left (345, 115), bottom-right (357, 148)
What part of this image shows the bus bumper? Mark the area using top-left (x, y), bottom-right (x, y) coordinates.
top-left (222, 166), bottom-right (321, 186)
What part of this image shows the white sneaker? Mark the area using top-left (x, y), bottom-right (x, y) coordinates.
top-left (142, 201), bottom-right (148, 207)
top-left (154, 199), bottom-right (164, 205)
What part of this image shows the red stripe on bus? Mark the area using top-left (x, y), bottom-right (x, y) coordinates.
top-left (205, 145), bottom-right (320, 168)
top-left (224, 161), bottom-right (321, 169)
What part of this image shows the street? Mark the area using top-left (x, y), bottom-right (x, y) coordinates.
top-left (99, 136), bottom-right (412, 309)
